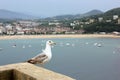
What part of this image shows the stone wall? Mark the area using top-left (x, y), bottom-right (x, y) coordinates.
top-left (0, 63), bottom-right (74, 80)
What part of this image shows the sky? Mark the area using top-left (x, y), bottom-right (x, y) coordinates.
top-left (0, 0), bottom-right (120, 17)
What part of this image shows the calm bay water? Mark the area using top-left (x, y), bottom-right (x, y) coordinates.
top-left (0, 38), bottom-right (120, 80)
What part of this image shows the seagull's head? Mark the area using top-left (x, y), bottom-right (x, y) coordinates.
top-left (46, 40), bottom-right (56, 46)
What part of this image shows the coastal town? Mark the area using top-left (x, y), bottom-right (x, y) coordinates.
top-left (0, 14), bottom-right (120, 35)
top-left (0, 20), bottom-right (79, 35)
top-left (1, 1), bottom-right (120, 80)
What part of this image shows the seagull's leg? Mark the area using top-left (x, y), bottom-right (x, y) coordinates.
top-left (36, 63), bottom-right (45, 67)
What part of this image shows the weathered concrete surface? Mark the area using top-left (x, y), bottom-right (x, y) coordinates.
top-left (0, 63), bottom-right (74, 80)
top-left (0, 69), bottom-right (13, 80)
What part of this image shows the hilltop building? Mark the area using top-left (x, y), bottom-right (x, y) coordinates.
top-left (89, 19), bottom-right (95, 23)
top-left (98, 17), bottom-right (103, 22)
top-left (118, 18), bottom-right (120, 24)
top-left (113, 15), bottom-right (119, 20)
top-left (48, 22), bottom-right (60, 26)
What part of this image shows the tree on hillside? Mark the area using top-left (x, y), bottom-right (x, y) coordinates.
top-left (83, 22), bottom-right (120, 33)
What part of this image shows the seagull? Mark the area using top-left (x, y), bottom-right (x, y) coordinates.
top-left (27, 40), bottom-right (56, 64)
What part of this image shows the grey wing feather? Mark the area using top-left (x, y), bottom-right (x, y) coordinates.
top-left (27, 52), bottom-right (48, 64)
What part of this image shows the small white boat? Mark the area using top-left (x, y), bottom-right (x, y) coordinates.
top-left (22, 45), bottom-right (25, 48)
top-left (97, 44), bottom-right (102, 47)
top-left (85, 42), bottom-right (89, 44)
top-left (66, 43), bottom-right (70, 46)
top-left (94, 43), bottom-right (98, 46)
top-left (12, 44), bottom-right (16, 47)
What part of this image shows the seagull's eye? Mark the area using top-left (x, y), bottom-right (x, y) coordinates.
top-left (49, 41), bottom-right (52, 43)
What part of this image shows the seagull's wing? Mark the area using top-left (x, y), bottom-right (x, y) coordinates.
top-left (27, 52), bottom-right (48, 64)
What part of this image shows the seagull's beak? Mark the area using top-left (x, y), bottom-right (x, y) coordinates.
top-left (51, 42), bottom-right (56, 45)
top-left (52, 42), bottom-right (56, 45)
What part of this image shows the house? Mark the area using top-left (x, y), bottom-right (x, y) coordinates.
top-left (70, 23), bottom-right (75, 26)
top-left (85, 22), bottom-right (90, 24)
top-left (113, 15), bottom-right (119, 20)
top-left (118, 18), bottom-right (120, 24)
top-left (53, 26), bottom-right (71, 34)
top-left (6, 24), bottom-right (15, 35)
top-left (112, 31), bottom-right (120, 35)
top-left (73, 21), bottom-right (80, 25)
top-left (19, 21), bottom-right (39, 27)
top-left (6, 24), bottom-right (13, 30)
top-left (48, 22), bottom-right (60, 26)
top-left (106, 20), bottom-right (112, 22)
top-left (23, 28), bottom-right (33, 34)
top-left (89, 19), bottom-right (95, 23)
top-left (0, 26), bottom-right (4, 34)
top-left (98, 17), bottom-right (103, 22)
top-left (17, 30), bottom-right (24, 35)
top-left (7, 30), bottom-right (15, 35)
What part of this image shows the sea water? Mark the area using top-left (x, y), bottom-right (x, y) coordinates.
top-left (0, 38), bottom-right (120, 80)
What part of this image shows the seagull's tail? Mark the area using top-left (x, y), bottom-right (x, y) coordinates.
top-left (27, 59), bottom-right (36, 64)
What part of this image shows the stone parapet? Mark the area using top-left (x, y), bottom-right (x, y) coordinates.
top-left (0, 63), bottom-right (74, 80)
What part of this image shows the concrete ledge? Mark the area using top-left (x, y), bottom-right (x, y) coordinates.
top-left (0, 63), bottom-right (74, 80)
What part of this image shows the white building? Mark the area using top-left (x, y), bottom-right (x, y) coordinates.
top-left (89, 19), bottom-right (95, 23)
top-left (48, 22), bottom-right (60, 26)
top-left (98, 17), bottom-right (103, 22)
top-left (6, 24), bottom-right (13, 30)
top-left (0, 26), bottom-right (7, 34)
top-left (70, 23), bottom-right (75, 26)
top-left (106, 20), bottom-right (112, 22)
top-left (113, 15), bottom-right (119, 20)
top-left (6, 24), bottom-right (15, 35)
top-left (17, 31), bottom-right (24, 35)
top-left (7, 30), bottom-right (15, 35)
top-left (112, 31), bottom-right (120, 35)
top-left (16, 25), bottom-right (22, 31)
top-left (118, 18), bottom-right (120, 24)
top-left (19, 21), bottom-right (39, 26)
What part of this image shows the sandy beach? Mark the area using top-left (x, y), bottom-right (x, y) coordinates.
top-left (0, 34), bottom-right (120, 40)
